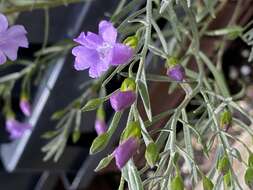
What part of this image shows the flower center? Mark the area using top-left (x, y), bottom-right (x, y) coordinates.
top-left (97, 42), bottom-right (112, 61)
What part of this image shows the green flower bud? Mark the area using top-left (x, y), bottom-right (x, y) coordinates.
top-left (123, 36), bottom-right (138, 49)
top-left (90, 133), bottom-right (109, 154)
top-left (165, 56), bottom-right (179, 68)
top-left (217, 155), bottom-right (230, 175)
top-left (171, 175), bottom-right (184, 190)
top-left (145, 142), bottom-right (159, 168)
top-left (120, 78), bottom-right (136, 92)
top-left (95, 154), bottom-right (114, 172)
top-left (245, 167), bottom-right (253, 188)
top-left (223, 170), bottom-right (232, 187)
top-left (203, 176), bottom-right (214, 190)
top-left (220, 109), bottom-right (232, 130)
top-left (121, 121), bottom-right (141, 141)
top-left (248, 153), bottom-right (253, 167)
top-left (72, 130), bottom-right (81, 143)
top-left (96, 106), bottom-right (106, 121)
top-left (226, 26), bottom-right (243, 40)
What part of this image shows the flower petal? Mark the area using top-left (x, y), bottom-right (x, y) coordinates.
top-left (95, 119), bottom-right (107, 135)
top-left (0, 51), bottom-right (7, 65)
top-left (99, 20), bottom-right (117, 44)
top-left (73, 32), bottom-right (86, 45)
top-left (88, 60), bottom-right (110, 78)
top-left (0, 43), bottom-right (19, 61)
top-left (74, 32), bottom-right (103, 49)
top-left (114, 137), bottom-right (139, 169)
top-left (111, 43), bottom-right (133, 66)
top-left (0, 13), bottom-right (8, 32)
top-left (72, 46), bottom-right (99, 71)
top-left (109, 90), bottom-right (136, 111)
top-left (6, 119), bottom-right (31, 139)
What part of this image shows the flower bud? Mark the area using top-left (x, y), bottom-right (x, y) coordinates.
top-left (227, 26), bottom-right (243, 40)
top-left (95, 119), bottom-right (107, 135)
top-left (248, 153), bottom-right (253, 167)
top-left (120, 78), bottom-right (136, 92)
top-left (202, 176), bottom-right (214, 190)
top-left (5, 118), bottom-right (31, 139)
top-left (171, 175), bottom-right (184, 190)
top-left (245, 167), bottom-right (253, 188)
top-left (109, 90), bottom-right (136, 112)
top-left (121, 121), bottom-right (141, 141)
top-left (217, 155), bottom-right (230, 175)
top-left (167, 64), bottom-right (185, 82)
top-left (166, 56), bottom-right (179, 67)
top-left (223, 170), bottom-right (232, 187)
top-left (90, 133), bottom-right (109, 154)
top-left (19, 97), bottom-right (32, 117)
top-left (123, 36), bottom-right (138, 49)
top-left (113, 137), bottom-right (139, 169)
top-left (145, 142), bottom-right (159, 168)
top-left (95, 106), bottom-right (107, 135)
top-left (220, 109), bottom-right (232, 131)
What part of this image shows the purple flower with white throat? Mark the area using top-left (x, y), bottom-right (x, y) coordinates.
top-left (0, 13), bottom-right (28, 65)
top-left (5, 118), bottom-right (31, 139)
top-left (113, 137), bottom-right (139, 169)
top-left (72, 20), bottom-right (133, 78)
top-left (167, 64), bottom-right (185, 82)
top-left (19, 98), bottom-right (32, 117)
top-left (110, 90), bottom-right (136, 112)
top-left (95, 119), bottom-right (107, 135)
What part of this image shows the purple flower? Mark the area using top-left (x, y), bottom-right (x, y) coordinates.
top-left (167, 64), bottom-right (185, 81)
top-left (113, 137), bottom-right (139, 169)
top-left (19, 99), bottom-right (32, 117)
top-left (95, 119), bottom-right (107, 135)
top-left (0, 13), bottom-right (28, 65)
top-left (109, 90), bottom-right (136, 112)
top-left (5, 118), bottom-right (31, 139)
top-left (72, 20), bottom-right (133, 78)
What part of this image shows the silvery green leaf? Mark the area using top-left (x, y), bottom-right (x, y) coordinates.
top-left (203, 0), bottom-right (216, 18)
top-left (137, 79), bottom-right (152, 121)
top-left (122, 160), bottom-right (144, 190)
top-left (148, 44), bottom-right (167, 59)
top-left (205, 26), bottom-right (243, 37)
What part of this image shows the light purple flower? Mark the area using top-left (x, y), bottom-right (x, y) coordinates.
top-left (109, 90), bottom-right (136, 112)
top-left (167, 64), bottom-right (185, 81)
top-left (5, 118), bottom-right (31, 139)
top-left (19, 99), bottom-right (32, 117)
top-left (113, 137), bottom-right (139, 169)
top-left (72, 20), bottom-right (133, 78)
top-left (95, 119), bottom-right (107, 135)
top-left (0, 13), bottom-right (28, 65)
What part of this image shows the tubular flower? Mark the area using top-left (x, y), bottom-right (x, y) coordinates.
top-left (5, 118), bottom-right (31, 139)
top-left (0, 13), bottom-right (28, 64)
top-left (95, 119), bottom-right (107, 135)
top-left (72, 20), bottom-right (133, 78)
top-left (19, 98), bottom-right (32, 117)
top-left (110, 90), bottom-right (136, 112)
top-left (113, 137), bottom-right (139, 169)
top-left (167, 64), bottom-right (185, 81)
